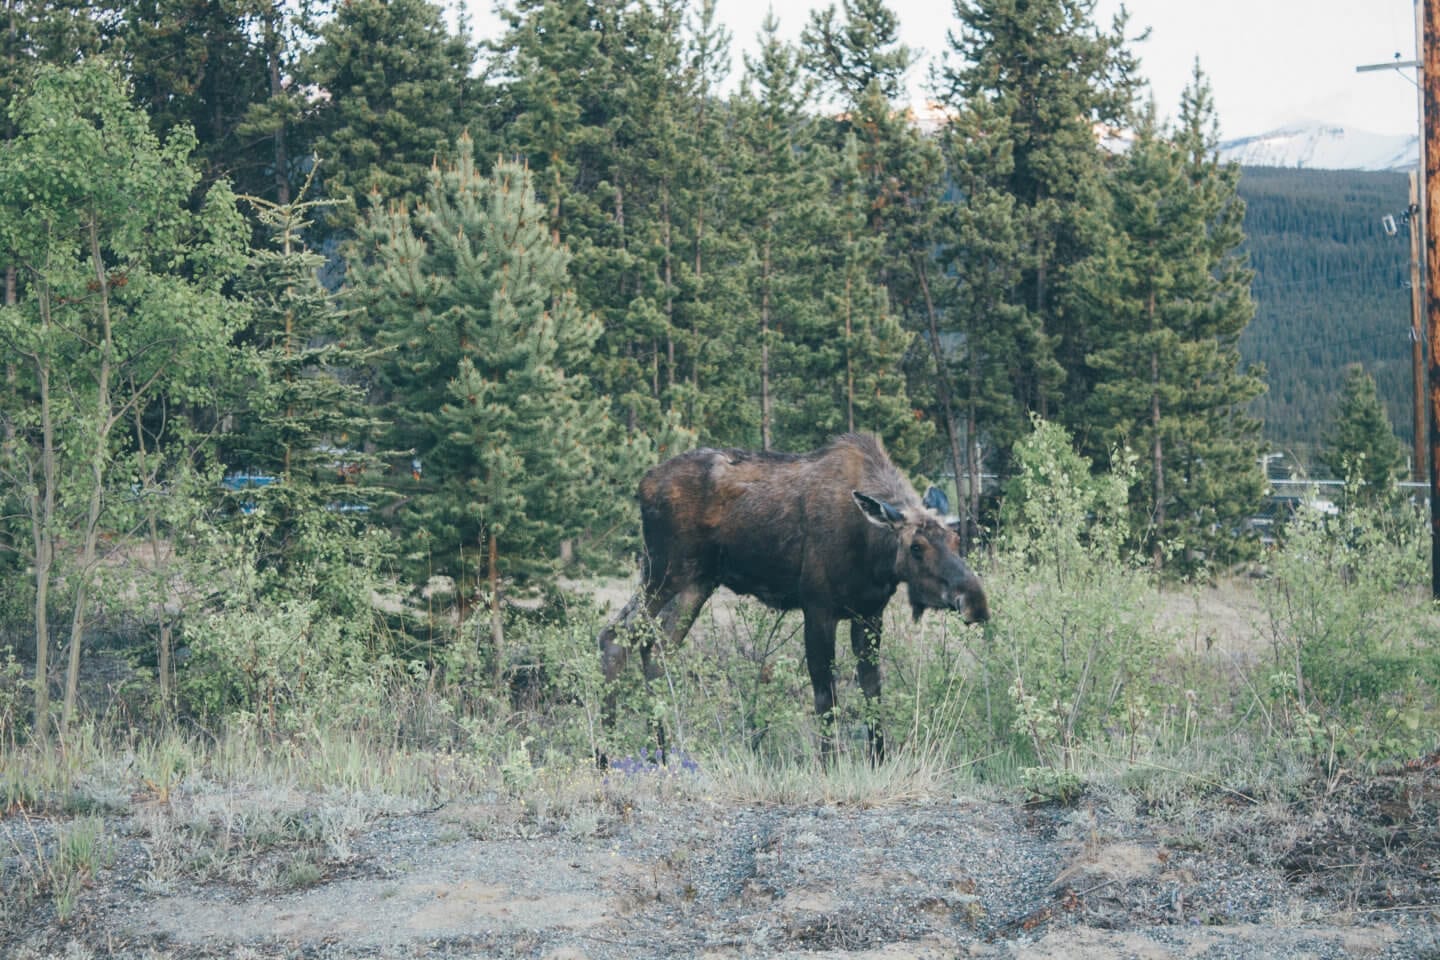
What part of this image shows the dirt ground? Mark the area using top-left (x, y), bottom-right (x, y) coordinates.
top-left (4, 754), bottom-right (1438, 960)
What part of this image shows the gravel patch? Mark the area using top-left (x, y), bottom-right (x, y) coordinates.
top-left (3, 763), bottom-right (1438, 959)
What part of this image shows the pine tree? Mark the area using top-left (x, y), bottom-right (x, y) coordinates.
top-left (348, 140), bottom-right (641, 669)
top-left (1324, 364), bottom-right (1406, 498)
top-left (801, 0), bottom-right (911, 104)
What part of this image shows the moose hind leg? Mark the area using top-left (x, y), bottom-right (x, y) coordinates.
top-left (597, 585), bottom-right (675, 767)
top-left (852, 615), bottom-right (885, 764)
top-left (637, 582), bottom-right (713, 764)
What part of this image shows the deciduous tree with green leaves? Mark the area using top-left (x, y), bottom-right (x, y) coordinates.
top-left (0, 61), bottom-right (247, 735)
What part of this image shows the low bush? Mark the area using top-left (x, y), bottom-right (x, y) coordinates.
top-left (1258, 486), bottom-right (1438, 770)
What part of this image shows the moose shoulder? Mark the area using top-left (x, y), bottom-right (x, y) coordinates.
top-left (597, 433), bottom-right (988, 761)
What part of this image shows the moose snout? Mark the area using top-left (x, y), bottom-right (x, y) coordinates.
top-left (958, 591), bottom-right (989, 624)
top-left (949, 576), bottom-right (989, 624)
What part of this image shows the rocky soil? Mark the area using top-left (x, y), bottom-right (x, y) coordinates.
top-left (3, 753), bottom-right (1438, 960)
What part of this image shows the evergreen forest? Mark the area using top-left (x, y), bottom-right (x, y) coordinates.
top-left (0, 0), bottom-right (1430, 789)
top-left (1237, 165), bottom-right (1415, 473)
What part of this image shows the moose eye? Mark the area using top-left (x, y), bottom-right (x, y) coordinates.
top-left (909, 542), bottom-right (924, 558)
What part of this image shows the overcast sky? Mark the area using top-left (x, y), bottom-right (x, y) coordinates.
top-left (464, 0), bottom-right (1422, 139)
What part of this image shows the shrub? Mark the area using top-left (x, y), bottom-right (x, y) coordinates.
top-left (179, 598), bottom-right (395, 734)
top-left (1259, 488), bottom-right (1438, 768)
top-left (977, 418), bottom-right (1168, 780)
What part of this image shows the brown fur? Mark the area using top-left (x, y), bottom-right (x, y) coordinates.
top-left (598, 434), bottom-right (988, 762)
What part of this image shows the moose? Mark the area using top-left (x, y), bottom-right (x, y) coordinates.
top-left (597, 433), bottom-right (989, 763)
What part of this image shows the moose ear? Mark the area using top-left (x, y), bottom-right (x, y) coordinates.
top-left (922, 484), bottom-right (950, 516)
top-left (853, 491), bottom-right (905, 528)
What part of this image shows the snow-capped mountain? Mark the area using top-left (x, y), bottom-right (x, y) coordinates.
top-left (1218, 123), bottom-right (1417, 172)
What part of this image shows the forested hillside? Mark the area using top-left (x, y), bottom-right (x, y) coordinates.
top-left (1237, 166), bottom-right (1414, 471)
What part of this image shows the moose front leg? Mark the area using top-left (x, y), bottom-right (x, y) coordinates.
top-left (803, 609), bottom-right (840, 763)
top-left (852, 614), bottom-right (885, 764)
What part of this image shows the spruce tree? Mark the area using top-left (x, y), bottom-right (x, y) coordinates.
top-left (796, 0), bottom-right (931, 468)
top-left (731, 13), bottom-right (824, 451)
top-left (937, 100), bottom-right (1033, 536)
top-left (665, 0), bottom-right (753, 443)
top-left (799, 134), bottom-right (926, 465)
top-left (939, 0), bottom-right (1143, 425)
top-left (116, 0), bottom-right (274, 194)
top-left (1068, 71), bottom-right (1264, 567)
top-left (298, 0), bottom-right (476, 228)
top-left (227, 169), bottom-right (389, 615)
top-left (493, 0), bottom-right (712, 448)
top-left (1165, 68), bottom-right (1266, 563)
top-left (1324, 364), bottom-right (1406, 498)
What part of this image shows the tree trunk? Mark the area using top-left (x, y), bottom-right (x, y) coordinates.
top-left (967, 301), bottom-right (986, 544)
top-left (1034, 245), bottom-right (1049, 420)
top-left (28, 320), bottom-right (56, 743)
top-left (914, 258), bottom-right (968, 541)
top-left (844, 243), bottom-right (856, 433)
top-left (662, 183), bottom-right (675, 397)
top-left (63, 221), bottom-right (118, 731)
top-left (265, 4), bottom-right (290, 206)
top-left (760, 235), bottom-right (773, 452)
top-left (1149, 291), bottom-right (1165, 570)
top-left (488, 532), bottom-right (504, 689)
top-left (131, 402), bottom-right (173, 708)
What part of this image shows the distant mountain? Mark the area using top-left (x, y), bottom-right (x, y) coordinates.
top-left (1219, 123), bottom-right (1417, 172)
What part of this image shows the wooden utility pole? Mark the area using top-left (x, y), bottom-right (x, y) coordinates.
top-left (1358, 1), bottom-right (1428, 481)
top-left (1411, 171), bottom-right (1426, 480)
top-left (1424, 0), bottom-right (1440, 598)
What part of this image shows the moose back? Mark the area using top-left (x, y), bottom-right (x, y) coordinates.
top-left (597, 433), bottom-right (988, 760)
